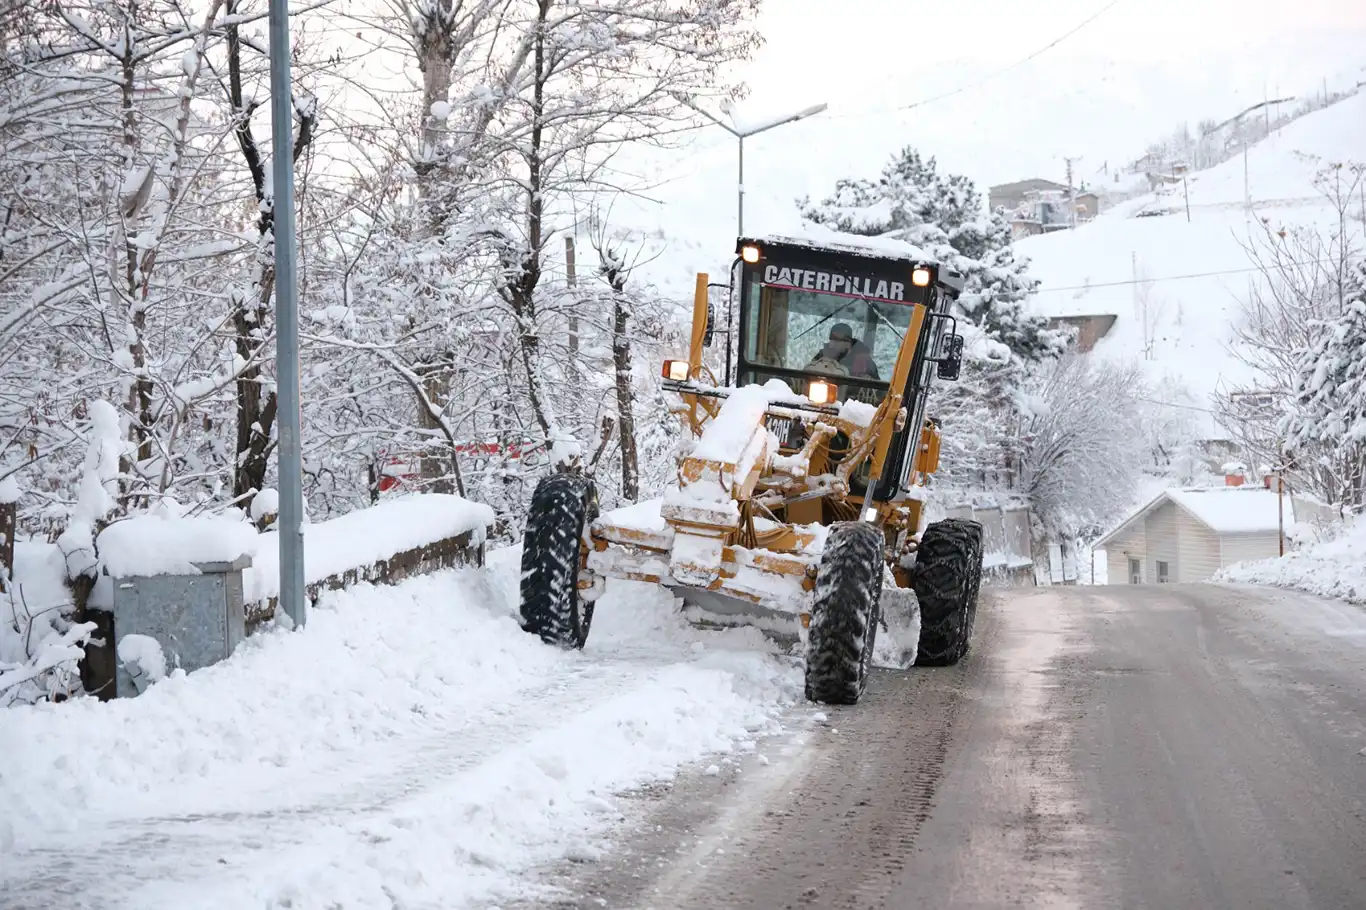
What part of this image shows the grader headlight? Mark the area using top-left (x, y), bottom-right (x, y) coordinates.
top-left (662, 359), bottom-right (691, 381)
top-left (740, 244), bottom-right (761, 263)
top-left (911, 266), bottom-right (932, 287)
top-left (807, 379), bottom-right (836, 405)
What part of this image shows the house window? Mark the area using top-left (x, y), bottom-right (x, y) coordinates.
top-left (1128, 558), bottom-right (1142, 584)
top-left (1157, 561), bottom-right (1170, 583)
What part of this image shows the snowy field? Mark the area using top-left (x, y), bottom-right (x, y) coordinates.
top-left (1218, 513), bottom-right (1366, 605)
top-left (0, 551), bottom-right (806, 909)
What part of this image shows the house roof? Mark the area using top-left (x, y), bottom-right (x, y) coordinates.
top-left (989, 178), bottom-right (1067, 196)
top-left (1095, 487), bottom-right (1293, 549)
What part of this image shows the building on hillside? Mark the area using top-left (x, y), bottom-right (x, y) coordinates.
top-left (1008, 190), bottom-right (1072, 239)
top-left (1006, 188), bottom-right (1103, 240)
top-left (1047, 314), bottom-right (1117, 353)
top-left (988, 178), bottom-right (1067, 214)
top-left (1094, 475), bottom-right (1332, 584)
top-left (1074, 191), bottom-right (1102, 218)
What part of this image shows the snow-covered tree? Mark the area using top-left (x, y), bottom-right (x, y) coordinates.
top-left (1218, 163), bottom-right (1365, 507)
top-left (798, 146), bottom-right (1066, 362)
top-left (1014, 354), bottom-right (1150, 538)
top-left (1281, 259), bottom-right (1366, 509)
top-left (297, 0), bottom-right (761, 534)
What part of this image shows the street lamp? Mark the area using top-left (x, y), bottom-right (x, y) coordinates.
top-left (673, 94), bottom-right (828, 235)
top-left (268, 0), bottom-right (306, 627)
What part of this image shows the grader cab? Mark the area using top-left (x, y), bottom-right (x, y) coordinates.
top-left (519, 233), bottom-right (985, 705)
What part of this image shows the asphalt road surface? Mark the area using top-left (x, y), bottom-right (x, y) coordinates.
top-left (534, 583), bottom-right (1366, 909)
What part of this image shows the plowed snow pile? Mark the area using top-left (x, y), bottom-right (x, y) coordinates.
top-left (1218, 514), bottom-right (1366, 604)
top-left (0, 550), bottom-right (803, 909)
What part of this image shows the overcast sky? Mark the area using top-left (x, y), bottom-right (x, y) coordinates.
top-left (610, 0), bottom-right (1366, 274)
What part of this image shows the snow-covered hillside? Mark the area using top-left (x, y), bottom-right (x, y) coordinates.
top-left (1017, 91), bottom-right (1366, 437)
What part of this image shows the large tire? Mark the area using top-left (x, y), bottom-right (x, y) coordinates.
top-left (804, 521), bottom-right (885, 705)
top-left (963, 525), bottom-right (984, 643)
top-left (912, 519), bottom-right (983, 666)
top-left (520, 473), bottom-right (599, 649)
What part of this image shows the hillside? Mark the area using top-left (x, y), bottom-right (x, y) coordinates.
top-left (1017, 90), bottom-right (1366, 438)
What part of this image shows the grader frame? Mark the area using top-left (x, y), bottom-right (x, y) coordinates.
top-left (519, 234), bottom-right (984, 703)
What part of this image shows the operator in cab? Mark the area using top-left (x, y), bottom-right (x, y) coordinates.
top-left (809, 322), bottom-right (881, 381)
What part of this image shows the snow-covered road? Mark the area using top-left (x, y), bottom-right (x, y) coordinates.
top-left (0, 551), bottom-right (807, 909)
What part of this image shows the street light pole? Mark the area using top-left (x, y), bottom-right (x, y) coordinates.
top-left (738, 135), bottom-right (744, 234)
top-left (268, 0), bottom-right (306, 628)
top-left (673, 95), bottom-right (828, 236)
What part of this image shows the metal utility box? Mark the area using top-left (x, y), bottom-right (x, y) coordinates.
top-left (110, 554), bottom-right (251, 697)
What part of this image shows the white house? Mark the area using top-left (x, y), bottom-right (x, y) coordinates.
top-left (1095, 485), bottom-right (1328, 584)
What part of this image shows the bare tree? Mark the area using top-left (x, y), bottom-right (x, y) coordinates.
top-left (1016, 354), bottom-right (1149, 538)
top-left (1217, 162), bottom-right (1364, 505)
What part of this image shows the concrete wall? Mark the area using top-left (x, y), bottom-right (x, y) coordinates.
top-left (935, 504), bottom-right (1035, 584)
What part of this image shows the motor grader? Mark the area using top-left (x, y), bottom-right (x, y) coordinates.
top-left (518, 233), bottom-right (984, 705)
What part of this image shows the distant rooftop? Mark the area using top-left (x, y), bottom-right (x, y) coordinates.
top-left (989, 177), bottom-right (1067, 195)
top-left (1097, 486), bottom-right (1295, 549)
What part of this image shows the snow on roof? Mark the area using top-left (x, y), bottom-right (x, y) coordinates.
top-left (750, 223), bottom-right (931, 263)
top-left (1165, 488), bottom-right (1291, 535)
top-left (1098, 486), bottom-right (1294, 547)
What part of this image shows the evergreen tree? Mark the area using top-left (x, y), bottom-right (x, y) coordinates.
top-left (798, 146), bottom-right (1065, 362)
top-left (1282, 260), bottom-right (1366, 506)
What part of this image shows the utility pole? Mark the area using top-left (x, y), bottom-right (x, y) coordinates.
top-left (1208, 97), bottom-right (1296, 225)
top-left (268, 0), bottom-right (306, 627)
top-left (565, 235), bottom-right (578, 357)
top-left (1132, 251), bottom-right (1145, 358)
top-left (1063, 156), bottom-right (1081, 228)
top-left (1276, 441), bottom-right (1286, 557)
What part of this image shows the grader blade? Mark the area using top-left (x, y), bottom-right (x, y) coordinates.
top-left (676, 586), bottom-right (805, 639)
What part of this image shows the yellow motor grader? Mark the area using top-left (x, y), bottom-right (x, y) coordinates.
top-left (519, 233), bottom-right (984, 705)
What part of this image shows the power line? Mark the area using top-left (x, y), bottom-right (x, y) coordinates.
top-left (1135, 396), bottom-right (1218, 415)
top-left (828, 0), bottom-right (1127, 120)
top-left (1030, 257), bottom-right (1339, 294)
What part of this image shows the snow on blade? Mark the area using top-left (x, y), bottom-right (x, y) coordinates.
top-left (663, 381), bottom-right (788, 522)
top-left (837, 399), bottom-right (878, 428)
top-left (0, 558), bottom-right (801, 909)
